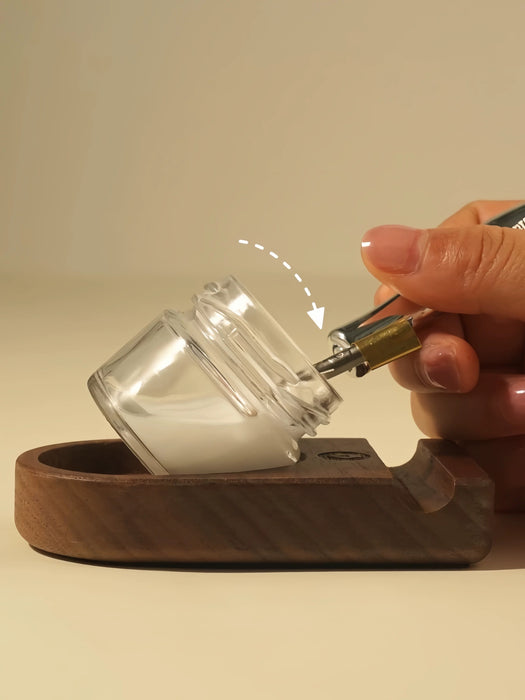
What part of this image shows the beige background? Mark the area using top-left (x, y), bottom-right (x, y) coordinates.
top-left (3, 2), bottom-right (525, 699)
top-left (3, 0), bottom-right (525, 282)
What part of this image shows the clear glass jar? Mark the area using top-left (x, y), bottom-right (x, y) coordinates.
top-left (88, 276), bottom-right (341, 474)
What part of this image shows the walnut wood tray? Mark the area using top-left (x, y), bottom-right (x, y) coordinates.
top-left (15, 438), bottom-right (494, 565)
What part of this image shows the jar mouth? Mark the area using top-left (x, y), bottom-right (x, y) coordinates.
top-left (187, 275), bottom-right (341, 435)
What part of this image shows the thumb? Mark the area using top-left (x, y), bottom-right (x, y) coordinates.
top-left (361, 224), bottom-right (525, 318)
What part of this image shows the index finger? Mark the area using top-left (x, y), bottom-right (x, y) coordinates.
top-left (440, 200), bottom-right (524, 227)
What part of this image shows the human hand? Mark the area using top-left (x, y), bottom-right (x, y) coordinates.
top-left (360, 200), bottom-right (525, 510)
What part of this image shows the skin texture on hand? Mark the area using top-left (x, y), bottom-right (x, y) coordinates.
top-left (360, 200), bottom-right (525, 510)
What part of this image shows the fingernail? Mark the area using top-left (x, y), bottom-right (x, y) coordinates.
top-left (504, 382), bottom-right (525, 427)
top-left (420, 345), bottom-right (461, 391)
top-left (362, 225), bottom-right (426, 274)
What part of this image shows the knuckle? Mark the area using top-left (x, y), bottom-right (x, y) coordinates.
top-left (464, 200), bottom-right (483, 213)
top-left (461, 201), bottom-right (485, 220)
top-left (453, 226), bottom-right (519, 297)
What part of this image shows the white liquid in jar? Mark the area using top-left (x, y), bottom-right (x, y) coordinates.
top-left (120, 394), bottom-right (301, 474)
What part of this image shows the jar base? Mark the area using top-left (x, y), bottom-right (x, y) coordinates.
top-left (88, 371), bottom-right (169, 475)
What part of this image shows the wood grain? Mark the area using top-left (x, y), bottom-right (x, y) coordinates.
top-left (15, 438), bottom-right (494, 565)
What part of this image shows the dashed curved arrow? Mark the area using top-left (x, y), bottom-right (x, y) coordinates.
top-left (238, 239), bottom-right (325, 330)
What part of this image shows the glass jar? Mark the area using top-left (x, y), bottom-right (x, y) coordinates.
top-left (88, 276), bottom-right (341, 474)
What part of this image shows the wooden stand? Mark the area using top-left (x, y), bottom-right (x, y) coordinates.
top-left (15, 438), bottom-right (494, 565)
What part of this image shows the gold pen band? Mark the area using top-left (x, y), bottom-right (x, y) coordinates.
top-left (353, 317), bottom-right (421, 371)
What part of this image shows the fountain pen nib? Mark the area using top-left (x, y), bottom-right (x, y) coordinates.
top-left (314, 345), bottom-right (365, 379)
top-left (315, 316), bottom-right (422, 380)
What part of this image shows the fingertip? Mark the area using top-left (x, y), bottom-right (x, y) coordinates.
top-left (389, 335), bottom-right (479, 394)
top-left (410, 374), bottom-right (525, 441)
top-left (361, 225), bottom-right (424, 275)
top-left (417, 340), bottom-right (479, 393)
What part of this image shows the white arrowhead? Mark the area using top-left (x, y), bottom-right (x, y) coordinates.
top-left (307, 303), bottom-right (325, 330)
